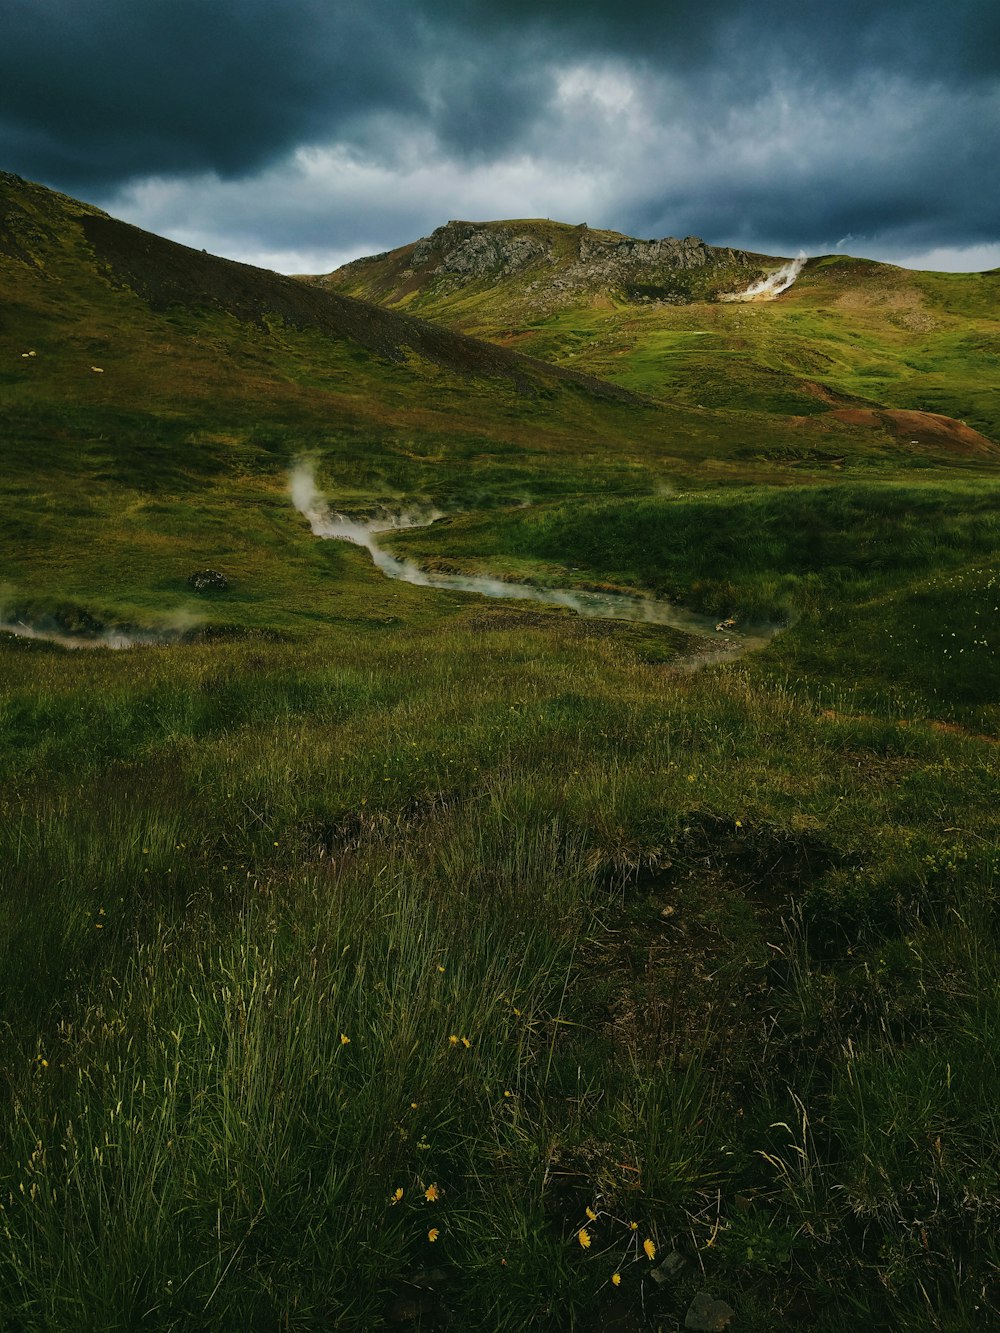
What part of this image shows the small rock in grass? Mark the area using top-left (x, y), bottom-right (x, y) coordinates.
top-left (409, 1268), bottom-right (447, 1285)
top-left (187, 569), bottom-right (230, 592)
top-left (384, 1293), bottom-right (435, 1323)
top-left (685, 1291), bottom-right (735, 1331)
top-left (650, 1250), bottom-right (688, 1283)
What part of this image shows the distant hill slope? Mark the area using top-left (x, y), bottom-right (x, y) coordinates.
top-left (0, 170), bottom-right (691, 506)
top-left (5, 171), bottom-right (993, 500)
top-left (80, 213), bottom-right (666, 405)
top-left (2, 175), bottom-right (649, 405)
top-left (315, 221), bottom-right (1000, 445)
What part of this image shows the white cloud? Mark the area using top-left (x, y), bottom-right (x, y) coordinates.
top-left (100, 134), bottom-right (604, 273)
top-left (882, 242), bottom-right (1000, 273)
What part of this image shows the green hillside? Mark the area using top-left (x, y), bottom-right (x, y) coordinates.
top-left (2, 177), bottom-right (1000, 1330)
top-left (322, 220), bottom-right (1000, 446)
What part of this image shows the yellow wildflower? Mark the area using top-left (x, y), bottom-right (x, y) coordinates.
top-left (448, 1035), bottom-right (459, 1046)
top-left (428, 1228), bottom-right (440, 1243)
top-left (578, 1228), bottom-right (592, 1249)
top-left (424, 1183), bottom-right (440, 1202)
top-left (629, 1221), bottom-right (639, 1231)
top-left (585, 1206), bottom-right (597, 1221)
top-left (340, 1033), bottom-right (351, 1045)
top-left (643, 1238), bottom-right (656, 1261)
top-left (461, 1036), bottom-right (471, 1049)
top-left (390, 1188), bottom-right (403, 1205)
top-left (611, 1273), bottom-right (622, 1287)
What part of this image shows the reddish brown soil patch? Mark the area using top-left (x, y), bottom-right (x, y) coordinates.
top-left (828, 407), bottom-right (998, 455)
top-left (820, 708), bottom-right (998, 746)
top-left (798, 379), bottom-right (871, 407)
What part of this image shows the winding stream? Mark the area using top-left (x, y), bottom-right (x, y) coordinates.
top-left (1, 479), bottom-right (779, 661)
top-left (293, 475), bottom-right (777, 659)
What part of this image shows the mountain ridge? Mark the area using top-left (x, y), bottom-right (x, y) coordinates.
top-left (315, 216), bottom-right (1000, 310)
top-left (313, 216), bottom-right (776, 312)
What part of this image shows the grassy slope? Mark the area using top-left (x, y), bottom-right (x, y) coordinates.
top-left (2, 179), bottom-right (1000, 1330)
top-left (386, 482), bottom-right (1000, 729)
top-left (326, 229), bottom-right (1000, 446)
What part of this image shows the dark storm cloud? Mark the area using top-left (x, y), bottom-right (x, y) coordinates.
top-left (621, 75), bottom-right (1000, 254)
top-left (4, 0), bottom-right (997, 185)
top-left (0, 0), bottom-right (554, 187)
top-left (0, 0), bottom-right (423, 185)
top-left (1, 0), bottom-right (998, 266)
top-left (443, 0), bottom-right (1000, 81)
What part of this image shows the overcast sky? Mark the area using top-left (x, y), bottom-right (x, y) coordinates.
top-left (2, 0), bottom-right (998, 273)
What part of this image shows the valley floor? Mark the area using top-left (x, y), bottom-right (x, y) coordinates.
top-left (2, 491), bottom-right (999, 1330)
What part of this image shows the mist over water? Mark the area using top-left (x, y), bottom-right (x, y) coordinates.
top-left (0, 620), bottom-right (165, 650)
top-left (289, 464), bottom-right (772, 643)
top-left (721, 251), bottom-right (808, 302)
top-left (1, 469), bottom-right (776, 655)
top-left (0, 599), bottom-right (203, 651)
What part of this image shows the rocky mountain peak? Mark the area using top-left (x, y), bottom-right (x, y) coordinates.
top-left (411, 221), bottom-right (551, 277)
top-left (576, 228), bottom-right (711, 269)
top-left (324, 218), bottom-right (769, 308)
top-left (405, 219), bottom-right (725, 282)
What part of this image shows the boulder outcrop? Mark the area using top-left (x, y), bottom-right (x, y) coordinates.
top-left (327, 218), bottom-right (767, 308)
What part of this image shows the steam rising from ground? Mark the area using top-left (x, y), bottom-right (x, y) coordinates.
top-left (0, 620), bottom-right (174, 649)
top-left (1, 468), bottom-right (776, 654)
top-left (721, 251), bottom-right (807, 302)
top-left (289, 463), bottom-right (770, 641)
top-left (0, 598), bottom-right (203, 651)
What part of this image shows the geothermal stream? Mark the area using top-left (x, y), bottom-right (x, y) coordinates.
top-left (1, 473), bottom-right (778, 660)
top-left (0, 620), bottom-right (169, 650)
top-left (292, 469), bottom-right (777, 660)
top-left (721, 251), bottom-right (807, 302)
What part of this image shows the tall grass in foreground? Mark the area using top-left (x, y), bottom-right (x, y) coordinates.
top-left (2, 627), bottom-right (999, 1328)
top-left (1, 811), bottom-right (601, 1329)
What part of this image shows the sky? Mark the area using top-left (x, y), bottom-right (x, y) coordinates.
top-left (2, 0), bottom-right (999, 274)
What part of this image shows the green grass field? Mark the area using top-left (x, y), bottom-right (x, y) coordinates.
top-left (2, 174), bottom-right (999, 1330)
